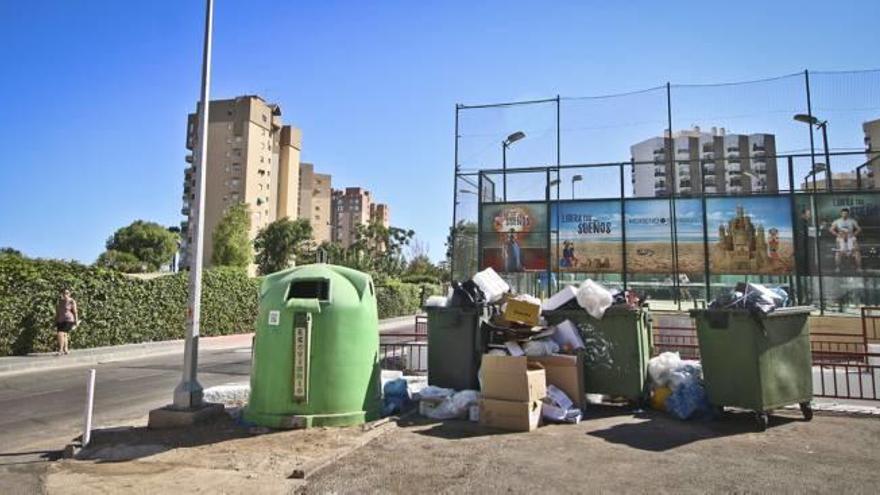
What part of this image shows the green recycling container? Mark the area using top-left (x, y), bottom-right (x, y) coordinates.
top-left (244, 263), bottom-right (382, 428)
top-left (544, 306), bottom-right (652, 404)
top-left (690, 307), bottom-right (814, 430)
top-left (426, 306), bottom-right (487, 390)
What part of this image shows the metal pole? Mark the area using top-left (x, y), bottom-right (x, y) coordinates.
top-left (451, 105), bottom-right (460, 278)
top-left (804, 70), bottom-right (818, 193)
top-left (700, 158), bottom-right (711, 304)
top-left (620, 161), bottom-right (627, 291)
top-left (821, 122), bottom-right (832, 191)
top-left (555, 95), bottom-right (561, 294)
top-left (174, 0), bottom-right (213, 410)
top-left (666, 82), bottom-right (681, 309)
top-left (787, 156), bottom-right (802, 305)
top-left (82, 369), bottom-right (96, 446)
top-left (502, 142), bottom-right (507, 202)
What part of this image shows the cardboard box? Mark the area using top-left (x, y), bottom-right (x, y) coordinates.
top-left (479, 398), bottom-right (542, 432)
top-left (480, 355), bottom-right (546, 402)
top-left (502, 296), bottom-right (541, 327)
top-left (528, 354), bottom-right (586, 410)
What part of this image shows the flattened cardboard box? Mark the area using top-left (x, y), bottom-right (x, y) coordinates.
top-left (480, 355), bottom-right (547, 402)
top-left (479, 398), bottom-right (542, 432)
top-left (528, 353), bottom-right (586, 410)
top-left (502, 297), bottom-right (541, 327)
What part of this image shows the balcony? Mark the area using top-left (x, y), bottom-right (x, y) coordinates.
top-left (181, 206), bottom-right (191, 216)
top-left (726, 165), bottom-right (741, 173)
top-left (654, 170), bottom-right (666, 178)
top-left (185, 154), bottom-right (193, 164)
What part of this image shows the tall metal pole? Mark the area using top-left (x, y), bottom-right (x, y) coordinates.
top-left (804, 70), bottom-right (818, 192)
top-left (502, 142), bottom-right (507, 201)
top-left (174, 0), bottom-right (214, 410)
top-left (451, 105), bottom-right (460, 278)
top-left (821, 122), bottom-right (832, 191)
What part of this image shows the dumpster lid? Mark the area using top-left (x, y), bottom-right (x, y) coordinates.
top-left (690, 306), bottom-right (815, 318)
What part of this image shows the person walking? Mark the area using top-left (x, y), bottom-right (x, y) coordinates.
top-left (54, 289), bottom-right (78, 355)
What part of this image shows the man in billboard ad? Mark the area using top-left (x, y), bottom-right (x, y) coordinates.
top-left (812, 194), bottom-right (880, 275)
top-left (480, 203), bottom-right (548, 272)
top-left (550, 200), bottom-right (622, 273)
top-left (706, 196), bottom-right (794, 275)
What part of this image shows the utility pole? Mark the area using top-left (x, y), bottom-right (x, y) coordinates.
top-left (173, 0), bottom-right (214, 410)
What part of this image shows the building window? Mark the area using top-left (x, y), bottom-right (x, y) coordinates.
top-left (262, 114), bottom-right (267, 123)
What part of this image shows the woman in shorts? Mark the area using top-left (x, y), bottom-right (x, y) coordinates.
top-left (54, 289), bottom-right (79, 355)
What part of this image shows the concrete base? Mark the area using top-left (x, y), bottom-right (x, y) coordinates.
top-left (148, 402), bottom-right (225, 429)
top-left (243, 408), bottom-right (367, 429)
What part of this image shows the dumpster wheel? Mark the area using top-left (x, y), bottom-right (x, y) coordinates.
top-left (799, 402), bottom-right (814, 421)
top-left (754, 411), bottom-right (769, 432)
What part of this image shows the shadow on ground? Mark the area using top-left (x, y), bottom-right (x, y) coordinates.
top-left (75, 411), bottom-right (264, 463)
top-left (0, 449), bottom-right (62, 467)
top-left (396, 414), bottom-right (510, 439)
top-left (587, 408), bottom-right (804, 451)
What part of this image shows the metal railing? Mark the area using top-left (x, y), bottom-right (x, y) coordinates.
top-left (378, 315), bottom-right (428, 373)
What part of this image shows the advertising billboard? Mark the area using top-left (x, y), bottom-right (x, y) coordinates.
top-left (550, 200), bottom-right (622, 273)
top-left (796, 193), bottom-right (880, 276)
top-left (480, 203), bottom-right (548, 272)
top-left (624, 198), bottom-right (704, 274)
top-left (706, 196), bottom-right (794, 275)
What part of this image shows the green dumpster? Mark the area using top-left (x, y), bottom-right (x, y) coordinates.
top-left (426, 306), bottom-right (487, 391)
top-left (544, 306), bottom-right (652, 404)
top-left (244, 264), bottom-right (381, 429)
top-left (690, 307), bottom-right (814, 430)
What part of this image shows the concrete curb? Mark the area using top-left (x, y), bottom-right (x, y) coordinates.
top-left (0, 315), bottom-right (418, 378)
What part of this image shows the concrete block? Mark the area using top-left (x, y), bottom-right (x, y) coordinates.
top-left (148, 402), bottom-right (225, 429)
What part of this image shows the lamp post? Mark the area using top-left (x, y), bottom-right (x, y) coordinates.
top-left (501, 131), bottom-right (526, 202)
top-left (803, 163), bottom-right (827, 192)
top-left (571, 174), bottom-right (583, 199)
top-left (794, 113), bottom-right (832, 191)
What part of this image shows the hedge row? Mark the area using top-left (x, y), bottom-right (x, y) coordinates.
top-left (0, 254), bottom-right (260, 356)
top-left (0, 254), bottom-right (437, 356)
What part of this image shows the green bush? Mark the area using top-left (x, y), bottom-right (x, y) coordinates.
top-left (0, 254), bottom-right (259, 356)
top-left (376, 280), bottom-right (442, 319)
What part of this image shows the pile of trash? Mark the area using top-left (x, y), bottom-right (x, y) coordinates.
top-left (647, 352), bottom-right (712, 420)
top-left (709, 282), bottom-right (789, 316)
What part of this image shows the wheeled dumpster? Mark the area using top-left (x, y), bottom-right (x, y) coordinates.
top-left (244, 264), bottom-right (382, 428)
top-left (690, 307), bottom-right (814, 431)
top-left (544, 306), bottom-right (652, 404)
top-left (426, 306), bottom-right (488, 390)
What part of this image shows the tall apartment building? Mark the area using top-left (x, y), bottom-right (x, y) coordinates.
top-left (330, 187), bottom-right (392, 248)
top-left (864, 118), bottom-right (880, 189)
top-left (180, 95), bottom-right (301, 269)
top-left (297, 163), bottom-right (333, 244)
top-left (630, 127), bottom-right (778, 197)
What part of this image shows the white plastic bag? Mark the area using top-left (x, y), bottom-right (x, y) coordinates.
top-left (418, 385), bottom-right (455, 401)
top-left (424, 295), bottom-right (448, 307)
top-left (471, 267), bottom-right (510, 303)
top-left (423, 390), bottom-right (480, 420)
top-left (576, 279), bottom-right (613, 319)
top-left (551, 319), bottom-right (585, 351)
top-left (647, 352), bottom-right (682, 388)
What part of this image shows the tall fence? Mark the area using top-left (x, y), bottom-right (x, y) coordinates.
top-left (451, 69), bottom-right (880, 314)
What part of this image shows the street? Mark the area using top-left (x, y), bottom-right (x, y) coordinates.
top-left (0, 317), bottom-right (416, 464)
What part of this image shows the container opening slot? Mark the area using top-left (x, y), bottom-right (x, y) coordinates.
top-left (288, 279), bottom-right (330, 302)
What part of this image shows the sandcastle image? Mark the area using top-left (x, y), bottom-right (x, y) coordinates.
top-left (712, 204), bottom-right (789, 274)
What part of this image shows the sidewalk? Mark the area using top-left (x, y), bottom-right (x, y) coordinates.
top-left (0, 314), bottom-right (418, 378)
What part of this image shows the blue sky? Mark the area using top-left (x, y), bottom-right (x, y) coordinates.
top-left (1, 1), bottom-right (877, 263)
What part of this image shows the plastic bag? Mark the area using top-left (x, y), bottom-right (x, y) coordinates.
top-left (647, 352), bottom-right (682, 388)
top-left (576, 279), bottom-right (613, 319)
top-left (523, 338), bottom-right (560, 357)
top-left (418, 385), bottom-right (454, 400)
top-left (471, 267), bottom-right (510, 303)
top-left (424, 295), bottom-right (448, 307)
top-left (382, 378), bottom-right (410, 416)
top-left (666, 361), bottom-right (702, 391)
top-left (665, 380), bottom-right (711, 420)
top-left (422, 390), bottom-right (480, 420)
top-left (551, 319), bottom-right (586, 352)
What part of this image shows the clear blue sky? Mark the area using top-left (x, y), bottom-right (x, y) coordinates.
top-left (1, 0), bottom-right (878, 264)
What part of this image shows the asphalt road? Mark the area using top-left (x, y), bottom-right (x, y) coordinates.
top-left (0, 318), bottom-right (416, 461)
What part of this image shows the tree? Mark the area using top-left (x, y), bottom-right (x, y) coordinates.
top-left (95, 249), bottom-right (147, 273)
top-left (348, 221), bottom-right (414, 280)
top-left (446, 221), bottom-right (478, 280)
top-left (211, 203), bottom-right (252, 268)
top-left (104, 220), bottom-right (179, 272)
top-left (254, 218), bottom-right (313, 275)
top-left (0, 247), bottom-right (22, 257)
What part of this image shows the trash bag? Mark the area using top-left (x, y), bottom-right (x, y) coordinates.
top-left (576, 279), bottom-right (613, 319)
top-left (382, 378), bottom-right (410, 416)
top-left (422, 390), bottom-right (480, 420)
top-left (418, 385), bottom-right (455, 401)
top-left (647, 352), bottom-right (682, 388)
top-left (471, 267), bottom-right (510, 303)
top-left (665, 380), bottom-right (712, 420)
top-left (542, 385), bottom-right (582, 424)
top-left (523, 338), bottom-right (560, 357)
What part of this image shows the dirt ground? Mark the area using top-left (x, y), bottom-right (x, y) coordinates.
top-left (5, 408), bottom-right (880, 494)
top-left (306, 408), bottom-right (880, 494)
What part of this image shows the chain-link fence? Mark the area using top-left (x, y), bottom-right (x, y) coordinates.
top-left (452, 69), bottom-right (880, 314)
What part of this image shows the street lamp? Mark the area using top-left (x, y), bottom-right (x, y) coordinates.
top-left (501, 131), bottom-right (526, 201)
top-left (794, 113), bottom-right (832, 191)
top-left (571, 174), bottom-right (583, 199)
top-left (803, 163), bottom-right (827, 192)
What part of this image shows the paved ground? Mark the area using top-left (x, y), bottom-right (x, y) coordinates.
top-left (306, 408), bottom-right (880, 494)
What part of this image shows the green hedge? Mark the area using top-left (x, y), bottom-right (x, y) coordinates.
top-left (0, 254), bottom-right (259, 356)
top-left (0, 254), bottom-right (439, 356)
top-left (376, 280), bottom-right (442, 319)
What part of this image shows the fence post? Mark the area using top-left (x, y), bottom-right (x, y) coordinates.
top-left (450, 104), bottom-right (460, 279)
top-left (82, 369), bottom-right (96, 447)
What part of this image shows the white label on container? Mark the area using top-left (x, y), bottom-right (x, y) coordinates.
top-left (268, 310), bottom-right (280, 326)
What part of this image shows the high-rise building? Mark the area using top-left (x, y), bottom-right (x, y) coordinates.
top-left (330, 187), bottom-right (392, 248)
top-left (863, 118), bottom-right (880, 189)
top-left (630, 127), bottom-right (778, 197)
top-left (180, 95), bottom-right (301, 270)
top-left (297, 163), bottom-right (332, 244)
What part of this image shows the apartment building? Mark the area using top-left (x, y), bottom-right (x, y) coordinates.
top-left (180, 95), bottom-right (301, 269)
top-left (297, 163), bottom-right (333, 244)
top-left (630, 127), bottom-right (778, 197)
top-left (330, 187), bottom-right (392, 248)
top-left (864, 118), bottom-right (880, 189)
